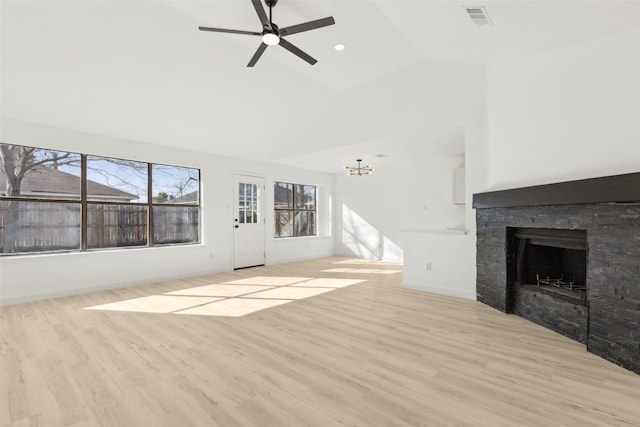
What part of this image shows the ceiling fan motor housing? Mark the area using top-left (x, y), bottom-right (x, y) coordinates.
top-left (265, 23), bottom-right (279, 36)
top-left (265, 0), bottom-right (278, 8)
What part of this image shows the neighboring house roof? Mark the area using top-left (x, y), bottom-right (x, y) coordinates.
top-left (0, 167), bottom-right (137, 201)
top-left (168, 190), bottom-right (198, 204)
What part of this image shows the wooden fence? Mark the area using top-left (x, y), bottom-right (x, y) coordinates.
top-left (87, 204), bottom-right (148, 248)
top-left (0, 201), bottom-right (199, 254)
top-left (0, 201), bottom-right (81, 252)
top-left (152, 206), bottom-right (199, 244)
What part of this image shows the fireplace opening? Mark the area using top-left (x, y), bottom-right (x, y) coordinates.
top-left (507, 227), bottom-right (587, 305)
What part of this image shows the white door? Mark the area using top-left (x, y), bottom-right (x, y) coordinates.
top-left (233, 175), bottom-right (265, 269)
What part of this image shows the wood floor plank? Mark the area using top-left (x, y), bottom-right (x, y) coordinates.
top-left (1, 256), bottom-right (639, 426)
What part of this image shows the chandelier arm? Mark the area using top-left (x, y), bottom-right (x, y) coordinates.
top-left (344, 159), bottom-right (374, 176)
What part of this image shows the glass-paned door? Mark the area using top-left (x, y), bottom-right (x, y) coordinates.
top-left (233, 175), bottom-right (265, 269)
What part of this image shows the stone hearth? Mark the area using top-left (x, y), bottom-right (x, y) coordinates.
top-left (473, 172), bottom-right (640, 374)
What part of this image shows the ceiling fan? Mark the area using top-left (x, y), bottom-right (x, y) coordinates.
top-left (199, 0), bottom-right (335, 67)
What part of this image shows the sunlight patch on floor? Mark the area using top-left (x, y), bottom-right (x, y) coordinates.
top-left (322, 268), bottom-right (401, 275)
top-left (333, 258), bottom-right (403, 267)
top-left (368, 270), bottom-right (401, 275)
top-left (333, 258), bottom-right (376, 265)
top-left (85, 295), bottom-right (221, 314)
top-left (246, 286), bottom-right (334, 300)
top-left (222, 276), bottom-right (312, 286)
top-left (166, 284), bottom-right (274, 297)
top-left (175, 298), bottom-right (292, 317)
top-left (293, 278), bottom-right (365, 288)
top-left (84, 275), bottom-right (364, 317)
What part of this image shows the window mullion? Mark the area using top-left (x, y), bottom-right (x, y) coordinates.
top-left (147, 163), bottom-right (153, 247)
top-left (81, 154), bottom-right (87, 251)
top-left (292, 188), bottom-right (296, 237)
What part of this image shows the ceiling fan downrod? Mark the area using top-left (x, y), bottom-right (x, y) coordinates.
top-left (265, 0), bottom-right (277, 25)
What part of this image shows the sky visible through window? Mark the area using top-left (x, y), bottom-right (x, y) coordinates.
top-left (48, 152), bottom-right (198, 204)
top-left (87, 156), bottom-right (148, 202)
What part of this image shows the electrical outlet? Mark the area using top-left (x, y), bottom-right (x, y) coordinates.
top-left (425, 263), bottom-right (432, 272)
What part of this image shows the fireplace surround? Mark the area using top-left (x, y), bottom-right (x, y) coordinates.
top-left (473, 172), bottom-right (640, 374)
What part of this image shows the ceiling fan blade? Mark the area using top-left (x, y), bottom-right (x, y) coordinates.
top-left (279, 16), bottom-right (335, 37)
top-left (247, 43), bottom-right (268, 67)
top-left (279, 38), bottom-right (317, 65)
top-left (199, 26), bottom-right (261, 36)
top-left (251, 0), bottom-right (272, 31)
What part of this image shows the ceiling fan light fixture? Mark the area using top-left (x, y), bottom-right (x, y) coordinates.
top-left (334, 43), bottom-right (345, 51)
top-left (262, 32), bottom-right (280, 45)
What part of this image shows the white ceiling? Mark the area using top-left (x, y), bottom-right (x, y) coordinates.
top-left (2, 1), bottom-right (639, 173)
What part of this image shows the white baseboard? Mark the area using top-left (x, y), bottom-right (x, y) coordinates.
top-left (403, 281), bottom-right (477, 301)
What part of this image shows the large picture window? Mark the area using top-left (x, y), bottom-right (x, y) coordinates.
top-left (0, 143), bottom-right (200, 255)
top-left (274, 182), bottom-right (316, 238)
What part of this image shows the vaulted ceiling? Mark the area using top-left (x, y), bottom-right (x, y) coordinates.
top-left (2, 1), bottom-right (639, 172)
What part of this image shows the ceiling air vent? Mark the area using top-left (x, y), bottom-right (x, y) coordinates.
top-left (464, 6), bottom-right (493, 26)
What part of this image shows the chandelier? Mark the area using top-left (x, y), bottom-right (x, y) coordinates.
top-left (344, 159), bottom-right (374, 176)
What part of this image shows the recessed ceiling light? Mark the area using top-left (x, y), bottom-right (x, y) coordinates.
top-left (334, 44), bottom-right (345, 51)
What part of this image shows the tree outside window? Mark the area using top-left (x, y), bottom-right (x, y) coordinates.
top-left (0, 143), bottom-right (200, 255)
top-left (274, 181), bottom-right (316, 238)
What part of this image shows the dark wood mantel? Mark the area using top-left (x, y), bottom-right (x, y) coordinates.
top-left (473, 172), bottom-right (640, 209)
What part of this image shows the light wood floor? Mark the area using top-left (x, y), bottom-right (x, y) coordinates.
top-left (2, 257), bottom-right (639, 426)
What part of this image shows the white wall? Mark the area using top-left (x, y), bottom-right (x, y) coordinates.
top-left (488, 29), bottom-right (640, 189)
top-left (334, 158), bottom-right (466, 262)
top-left (0, 119), bottom-right (335, 305)
top-left (333, 156), bottom-right (480, 300)
top-left (326, 58), bottom-right (487, 300)
top-left (402, 229), bottom-right (474, 300)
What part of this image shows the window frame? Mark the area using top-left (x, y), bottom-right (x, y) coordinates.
top-left (0, 143), bottom-right (201, 256)
top-left (273, 181), bottom-right (317, 239)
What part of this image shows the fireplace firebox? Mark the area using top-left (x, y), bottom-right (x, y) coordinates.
top-left (507, 227), bottom-right (587, 305)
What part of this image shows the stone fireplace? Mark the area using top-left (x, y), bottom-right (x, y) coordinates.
top-left (473, 172), bottom-right (640, 374)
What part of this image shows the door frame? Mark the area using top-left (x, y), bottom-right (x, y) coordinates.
top-left (232, 173), bottom-right (266, 269)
